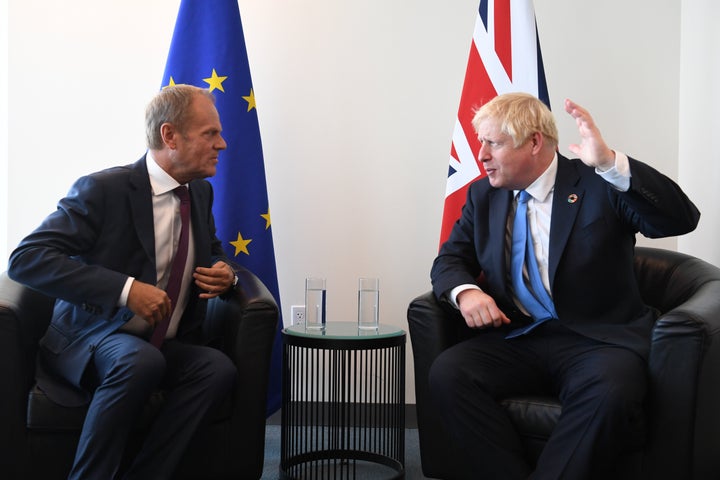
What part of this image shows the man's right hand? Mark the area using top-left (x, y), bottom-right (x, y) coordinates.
top-left (457, 289), bottom-right (511, 329)
top-left (126, 281), bottom-right (172, 327)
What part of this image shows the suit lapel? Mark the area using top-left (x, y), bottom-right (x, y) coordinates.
top-left (188, 181), bottom-right (212, 268)
top-left (548, 155), bottom-right (583, 286)
top-left (128, 157), bottom-right (156, 277)
top-left (488, 187), bottom-right (513, 296)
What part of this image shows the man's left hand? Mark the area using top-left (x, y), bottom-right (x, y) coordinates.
top-left (194, 261), bottom-right (235, 299)
top-left (565, 98), bottom-right (616, 171)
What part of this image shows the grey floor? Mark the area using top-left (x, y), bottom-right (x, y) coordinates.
top-left (261, 425), bottom-right (431, 479)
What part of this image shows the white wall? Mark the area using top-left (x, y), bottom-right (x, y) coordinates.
top-left (678, 0), bottom-right (720, 266)
top-left (1, 0), bottom-right (8, 259)
top-left (4, 0), bottom-right (715, 403)
top-left (536, 0), bottom-right (681, 254)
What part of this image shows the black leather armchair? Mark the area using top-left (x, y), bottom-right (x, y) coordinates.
top-left (408, 247), bottom-right (720, 480)
top-left (0, 268), bottom-right (279, 480)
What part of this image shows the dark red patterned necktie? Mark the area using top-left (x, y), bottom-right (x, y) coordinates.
top-left (150, 186), bottom-right (190, 347)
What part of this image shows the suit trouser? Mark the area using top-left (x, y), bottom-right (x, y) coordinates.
top-left (68, 333), bottom-right (237, 480)
top-left (428, 321), bottom-right (646, 480)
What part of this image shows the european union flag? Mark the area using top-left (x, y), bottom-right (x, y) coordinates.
top-left (161, 0), bottom-right (283, 415)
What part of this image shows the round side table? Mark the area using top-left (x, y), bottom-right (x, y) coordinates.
top-left (280, 322), bottom-right (406, 479)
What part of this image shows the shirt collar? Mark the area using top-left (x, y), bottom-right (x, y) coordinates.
top-left (146, 151), bottom-right (185, 196)
top-left (514, 153), bottom-right (558, 202)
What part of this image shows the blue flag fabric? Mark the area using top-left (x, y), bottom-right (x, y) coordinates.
top-left (160, 0), bottom-right (283, 415)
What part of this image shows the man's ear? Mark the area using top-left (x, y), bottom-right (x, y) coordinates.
top-left (160, 123), bottom-right (177, 149)
top-left (530, 131), bottom-right (544, 154)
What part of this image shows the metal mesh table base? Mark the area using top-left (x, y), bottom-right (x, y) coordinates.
top-left (281, 327), bottom-right (406, 480)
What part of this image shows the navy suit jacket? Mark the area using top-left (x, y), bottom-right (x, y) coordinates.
top-left (8, 157), bottom-right (229, 405)
top-left (431, 154), bottom-right (700, 359)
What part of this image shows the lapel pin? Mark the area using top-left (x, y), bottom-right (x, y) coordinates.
top-left (567, 193), bottom-right (578, 204)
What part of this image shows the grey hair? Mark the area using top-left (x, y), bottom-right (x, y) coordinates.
top-left (145, 84), bottom-right (216, 150)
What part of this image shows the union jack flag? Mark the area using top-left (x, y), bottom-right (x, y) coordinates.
top-left (440, 0), bottom-right (551, 245)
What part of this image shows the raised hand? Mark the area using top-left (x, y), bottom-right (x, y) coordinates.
top-left (565, 98), bottom-right (616, 171)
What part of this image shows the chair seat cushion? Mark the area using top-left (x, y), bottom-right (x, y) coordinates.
top-left (26, 383), bottom-right (232, 431)
top-left (501, 395), bottom-right (561, 440)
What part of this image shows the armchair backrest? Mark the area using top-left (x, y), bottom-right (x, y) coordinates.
top-left (633, 246), bottom-right (720, 314)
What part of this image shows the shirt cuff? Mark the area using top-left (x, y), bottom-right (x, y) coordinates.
top-left (449, 284), bottom-right (482, 308)
top-left (118, 277), bottom-right (134, 307)
top-left (596, 151), bottom-right (631, 192)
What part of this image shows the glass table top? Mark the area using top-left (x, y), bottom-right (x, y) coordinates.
top-left (283, 321), bottom-right (405, 340)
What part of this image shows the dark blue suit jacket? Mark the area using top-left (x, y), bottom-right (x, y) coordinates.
top-left (431, 154), bottom-right (700, 359)
top-left (8, 157), bottom-right (229, 405)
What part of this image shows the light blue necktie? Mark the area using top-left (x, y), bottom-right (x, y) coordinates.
top-left (507, 190), bottom-right (557, 338)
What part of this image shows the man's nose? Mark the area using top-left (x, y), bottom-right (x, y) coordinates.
top-left (478, 143), bottom-right (491, 162)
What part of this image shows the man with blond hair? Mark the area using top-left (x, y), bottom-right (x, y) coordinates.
top-left (430, 92), bottom-right (700, 479)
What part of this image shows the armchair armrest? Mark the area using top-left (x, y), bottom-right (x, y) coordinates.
top-left (630, 247), bottom-right (720, 479)
top-left (407, 291), bottom-right (476, 479)
top-left (408, 292), bottom-right (459, 363)
top-left (204, 267), bottom-right (279, 479)
top-left (644, 280), bottom-right (720, 479)
top-left (0, 272), bottom-right (55, 477)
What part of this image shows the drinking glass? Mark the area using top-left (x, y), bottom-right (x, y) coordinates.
top-left (305, 277), bottom-right (326, 330)
top-left (358, 277), bottom-right (379, 330)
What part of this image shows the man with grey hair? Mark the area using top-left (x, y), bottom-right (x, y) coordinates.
top-left (429, 92), bottom-right (700, 479)
top-left (9, 85), bottom-right (239, 479)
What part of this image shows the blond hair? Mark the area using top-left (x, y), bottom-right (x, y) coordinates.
top-left (471, 92), bottom-right (558, 148)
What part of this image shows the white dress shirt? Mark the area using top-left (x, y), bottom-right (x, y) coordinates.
top-left (118, 153), bottom-right (196, 339)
